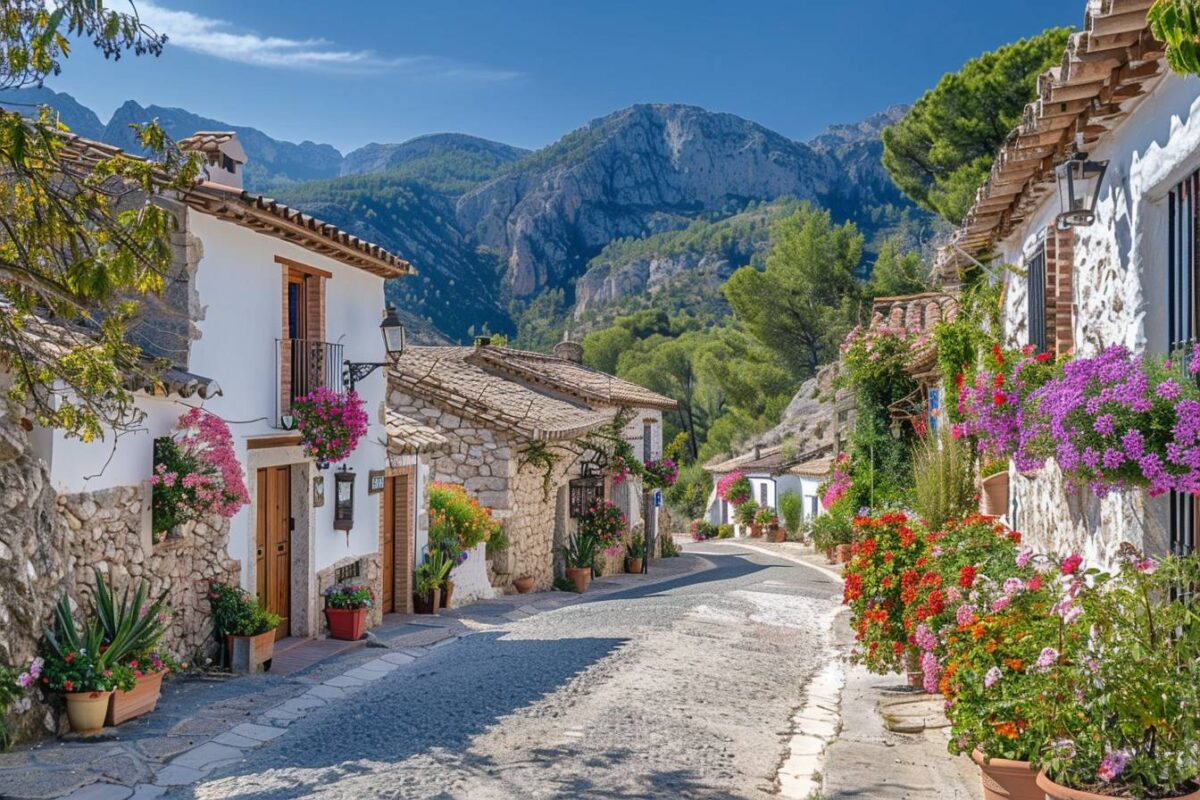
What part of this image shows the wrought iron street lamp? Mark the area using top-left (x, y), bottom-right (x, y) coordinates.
top-left (1055, 153), bottom-right (1108, 229)
top-left (343, 304), bottom-right (406, 391)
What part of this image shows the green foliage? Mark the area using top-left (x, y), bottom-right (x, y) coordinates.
top-left (0, 664), bottom-right (17, 750)
top-left (518, 440), bottom-right (562, 500)
top-left (563, 531), bottom-right (598, 570)
top-left (428, 482), bottom-right (502, 559)
top-left (724, 205), bottom-right (863, 377)
top-left (485, 527), bottom-right (511, 558)
top-left (733, 500), bottom-right (759, 525)
top-left (92, 568), bottom-right (169, 665)
top-left (778, 491), bottom-right (804, 535)
top-left (414, 557), bottom-right (449, 596)
top-left (206, 583), bottom-right (280, 640)
top-left (423, 547), bottom-right (455, 590)
top-left (1151, 0), bottom-right (1200, 76)
top-left (754, 506), bottom-right (777, 525)
top-left (934, 277), bottom-right (1004, 423)
top-left (867, 238), bottom-right (930, 298)
top-left (666, 462), bottom-right (710, 520)
top-left (809, 505), bottom-right (853, 551)
top-left (659, 533), bottom-right (680, 558)
top-left (625, 533), bottom-right (646, 559)
top-left (881, 29), bottom-right (1071, 223)
top-left (716, 524), bottom-right (734, 539)
top-left (911, 431), bottom-right (976, 530)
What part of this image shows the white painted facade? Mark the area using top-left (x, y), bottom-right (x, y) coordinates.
top-left (704, 473), bottom-right (821, 528)
top-left (33, 199), bottom-right (408, 634)
top-left (990, 71), bottom-right (1200, 563)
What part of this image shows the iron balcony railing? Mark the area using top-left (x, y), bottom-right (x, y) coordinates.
top-left (275, 338), bottom-right (344, 429)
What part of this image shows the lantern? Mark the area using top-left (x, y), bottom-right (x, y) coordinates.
top-left (380, 304), bottom-right (405, 358)
top-left (1055, 154), bottom-right (1108, 228)
top-left (333, 467), bottom-right (355, 531)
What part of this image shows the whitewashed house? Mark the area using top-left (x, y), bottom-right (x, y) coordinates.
top-left (26, 130), bottom-right (428, 654)
top-left (936, 4), bottom-right (1196, 564)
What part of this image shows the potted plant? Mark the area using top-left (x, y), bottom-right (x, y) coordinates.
top-left (208, 583), bottom-right (280, 674)
top-left (979, 461), bottom-right (1009, 517)
top-left (513, 576), bottom-right (535, 594)
top-left (755, 506), bottom-right (783, 542)
top-left (734, 500), bottom-right (759, 537)
top-left (690, 519), bottom-right (717, 541)
top-left (323, 583), bottom-right (374, 641)
top-left (413, 550), bottom-right (451, 614)
top-left (563, 532), bottom-right (597, 593)
top-left (1034, 550), bottom-right (1200, 800)
top-left (291, 386), bottom-right (370, 469)
top-left (625, 534), bottom-right (646, 574)
top-left (89, 569), bottom-right (173, 726)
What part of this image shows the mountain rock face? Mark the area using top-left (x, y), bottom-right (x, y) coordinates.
top-left (102, 100), bottom-right (343, 188)
top-left (456, 104), bottom-right (836, 300)
top-left (0, 87), bottom-right (105, 140)
top-left (341, 133), bottom-right (528, 181)
top-left (812, 104), bottom-right (911, 214)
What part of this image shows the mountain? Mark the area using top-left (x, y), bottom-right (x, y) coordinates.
top-left (0, 87), bottom-right (105, 140)
top-left (456, 104), bottom-right (836, 300)
top-left (340, 134), bottom-right (529, 194)
top-left (102, 100), bottom-right (343, 188)
top-left (811, 104), bottom-right (915, 223)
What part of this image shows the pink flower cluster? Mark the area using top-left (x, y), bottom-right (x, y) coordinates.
top-left (15, 656), bottom-right (43, 688)
top-left (822, 453), bottom-right (851, 510)
top-left (716, 471), bottom-right (750, 504)
top-left (293, 387), bottom-right (369, 464)
top-left (151, 409), bottom-right (249, 518)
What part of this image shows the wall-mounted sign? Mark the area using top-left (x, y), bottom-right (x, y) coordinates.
top-left (334, 560), bottom-right (361, 584)
top-left (368, 469), bottom-right (386, 495)
top-left (653, 489), bottom-right (663, 508)
top-left (312, 476), bottom-right (325, 508)
top-left (334, 468), bottom-right (356, 531)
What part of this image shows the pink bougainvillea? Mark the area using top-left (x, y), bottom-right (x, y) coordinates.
top-left (821, 452), bottom-right (852, 510)
top-left (716, 471), bottom-right (751, 505)
top-left (292, 387), bottom-right (369, 465)
top-left (150, 408), bottom-right (249, 538)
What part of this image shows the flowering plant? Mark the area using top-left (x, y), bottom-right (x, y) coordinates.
top-left (842, 511), bottom-right (930, 674)
top-left (41, 648), bottom-right (135, 694)
top-left (821, 453), bottom-right (852, 510)
top-left (150, 408), bottom-right (249, 540)
top-left (642, 458), bottom-right (678, 489)
top-left (428, 482), bottom-right (500, 565)
top-left (953, 344), bottom-right (1059, 467)
top-left (903, 515), bottom-right (1023, 694)
top-left (1039, 547), bottom-right (1200, 797)
top-left (323, 583), bottom-right (374, 610)
top-left (754, 506), bottom-right (778, 526)
top-left (733, 500), bottom-right (759, 526)
top-left (1022, 345), bottom-right (1200, 497)
top-left (690, 519), bottom-right (717, 540)
top-left (292, 387), bottom-right (369, 466)
top-left (717, 471), bottom-right (751, 505)
top-left (577, 499), bottom-right (627, 550)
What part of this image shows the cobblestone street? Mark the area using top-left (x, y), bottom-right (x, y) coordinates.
top-left (154, 545), bottom-right (841, 800)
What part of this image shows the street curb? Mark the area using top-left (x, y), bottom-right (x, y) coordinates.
top-left (694, 541), bottom-right (845, 583)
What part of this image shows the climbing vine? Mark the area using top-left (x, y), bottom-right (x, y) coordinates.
top-left (518, 440), bottom-right (561, 501)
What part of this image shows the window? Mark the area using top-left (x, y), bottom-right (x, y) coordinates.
top-left (1026, 246), bottom-right (1048, 354)
top-left (642, 423), bottom-right (653, 462)
top-left (759, 482), bottom-right (768, 507)
top-left (1168, 171), bottom-right (1200, 554)
top-left (808, 496), bottom-right (819, 520)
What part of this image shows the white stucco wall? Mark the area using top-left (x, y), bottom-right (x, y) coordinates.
top-left (991, 72), bottom-right (1200, 561)
top-left (42, 209), bottom-right (395, 586)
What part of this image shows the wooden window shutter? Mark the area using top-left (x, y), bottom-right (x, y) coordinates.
top-left (1045, 225), bottom-right (1075, 356)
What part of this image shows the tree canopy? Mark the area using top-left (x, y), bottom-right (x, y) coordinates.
top-left (867, 238), bottom-right (930, 298)
top-left (0, 2), bottom-right (197, 440)
top-left (723, 204), bottom-right (863, 379)
top-left (881, 28), bottom-right (1071, 224)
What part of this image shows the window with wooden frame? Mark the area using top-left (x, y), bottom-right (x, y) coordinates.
top-left (1025, 226), bottom-right (1075, 357)
top-left (277, 257), bottom-right (334, 420)
top-left (1026, 244), bottom-right (1048, 354)
top-left (1168, 171), bottom-right (1200, 554)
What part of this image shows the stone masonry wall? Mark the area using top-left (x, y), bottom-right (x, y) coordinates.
top-left (315, 552), bottom-right (383, 632)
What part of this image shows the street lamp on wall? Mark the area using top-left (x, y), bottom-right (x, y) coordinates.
top-left (1055, 153), bottom-right (1108, 229)
top-left (333, 466), bottom-right (355, 533)
top-left (343, 304), bottom-right (406, 391)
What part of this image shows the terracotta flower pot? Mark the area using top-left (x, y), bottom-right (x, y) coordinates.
top-left (1036, 770), bottom-right (1200, 800)
top-left (835, 544), bottom-right (853, 563)
top-left (442, 580), bottom-right (455, 610)
top-left (325, 607), bottom-right (368, 641)
top-left (107, 670), bottom-right (166, 726)
top-left (513, 576), bottom-right (535, 594)
top-left (227, 631), bottom-right (276, 674)
top-left (66, 690), bottom-right (114, 735)
top-left (768, 526), bottom-right (785, 543)
top-left (413, 588), bottom-right (442, 614)
top-left (980, 471), bottom-right (1010, 517)
top-left (566, 566), bottom-right (591, 593)
top-left (749, 524), bottom-right (764, 538)
top-left (971, 751), bottom-right (1041, 800)
top-left (626, 557), bottom-right (644, 574)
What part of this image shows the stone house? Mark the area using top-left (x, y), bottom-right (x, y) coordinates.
top-left (935, 2), bottom-right (1196, 564)
top-left (387, 338), bottom-right (677, 597)
top-left (2, 130), bottom-right (423, 739)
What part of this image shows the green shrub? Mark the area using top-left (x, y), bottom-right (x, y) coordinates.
top-left (778, 491), bottom-right (803, 535)
top-left (660, 533), bottom-right (680, 557)
top-left (734, 500), bottom-right (759, 525)
top-left (717, 524), bottom-right (734, 539)
top-left (912, 430), bottom-right (977, 530)
top-left (207, 583), bottom-right (280, 639)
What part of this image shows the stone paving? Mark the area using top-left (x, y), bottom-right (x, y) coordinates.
top-left (0, 553), bottom-right (708, 800)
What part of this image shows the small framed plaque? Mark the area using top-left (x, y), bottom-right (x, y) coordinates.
top-left (368, 470), bottom-right (386, 495)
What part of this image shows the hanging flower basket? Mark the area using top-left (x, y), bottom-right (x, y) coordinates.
top-left (292, 387), bottom-right (369, 465)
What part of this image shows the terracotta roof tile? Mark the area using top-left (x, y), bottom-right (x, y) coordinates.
top-left (385, 409), bottom-right (448, 453)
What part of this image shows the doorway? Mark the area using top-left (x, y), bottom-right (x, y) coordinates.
top-left (256, 465), bottom-right (291, 640)
top-left (381, 472), bottom-right (413, 614)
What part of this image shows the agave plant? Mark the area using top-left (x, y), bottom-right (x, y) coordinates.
top-left (92, 568), bottom-right (170, 664)
top-left (563, 531), bottom-right (597, 570)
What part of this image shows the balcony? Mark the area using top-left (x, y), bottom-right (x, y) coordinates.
top-left (275, 338), bottom-right (344, 429)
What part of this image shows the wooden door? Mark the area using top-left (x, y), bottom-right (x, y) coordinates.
top-left (381, 474), bottom-right (413, 615)
top-left (256, 466), bottom-right (291, 640)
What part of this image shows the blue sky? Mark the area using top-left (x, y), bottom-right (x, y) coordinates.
top-left (48, 0), bottom-right (1082, 154)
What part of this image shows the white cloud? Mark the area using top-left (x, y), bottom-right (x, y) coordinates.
top-left (131, 1), bottom-right (518, 80)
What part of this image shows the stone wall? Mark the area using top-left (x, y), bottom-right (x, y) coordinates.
top-left (58, 486), bottom-right (240, 662)
top-left (315, 552), bottom-right (383, 632)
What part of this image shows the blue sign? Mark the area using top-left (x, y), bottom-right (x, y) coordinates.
top-left (653, 489), bottom-right (663, 508)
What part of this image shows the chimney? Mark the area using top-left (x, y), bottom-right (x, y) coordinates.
top-left (179, 131), bottom-right (247, 190)
top-left (553, 330), bottom-right (584, 364)
top-left (753, 445), bottom-right (762, 460)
